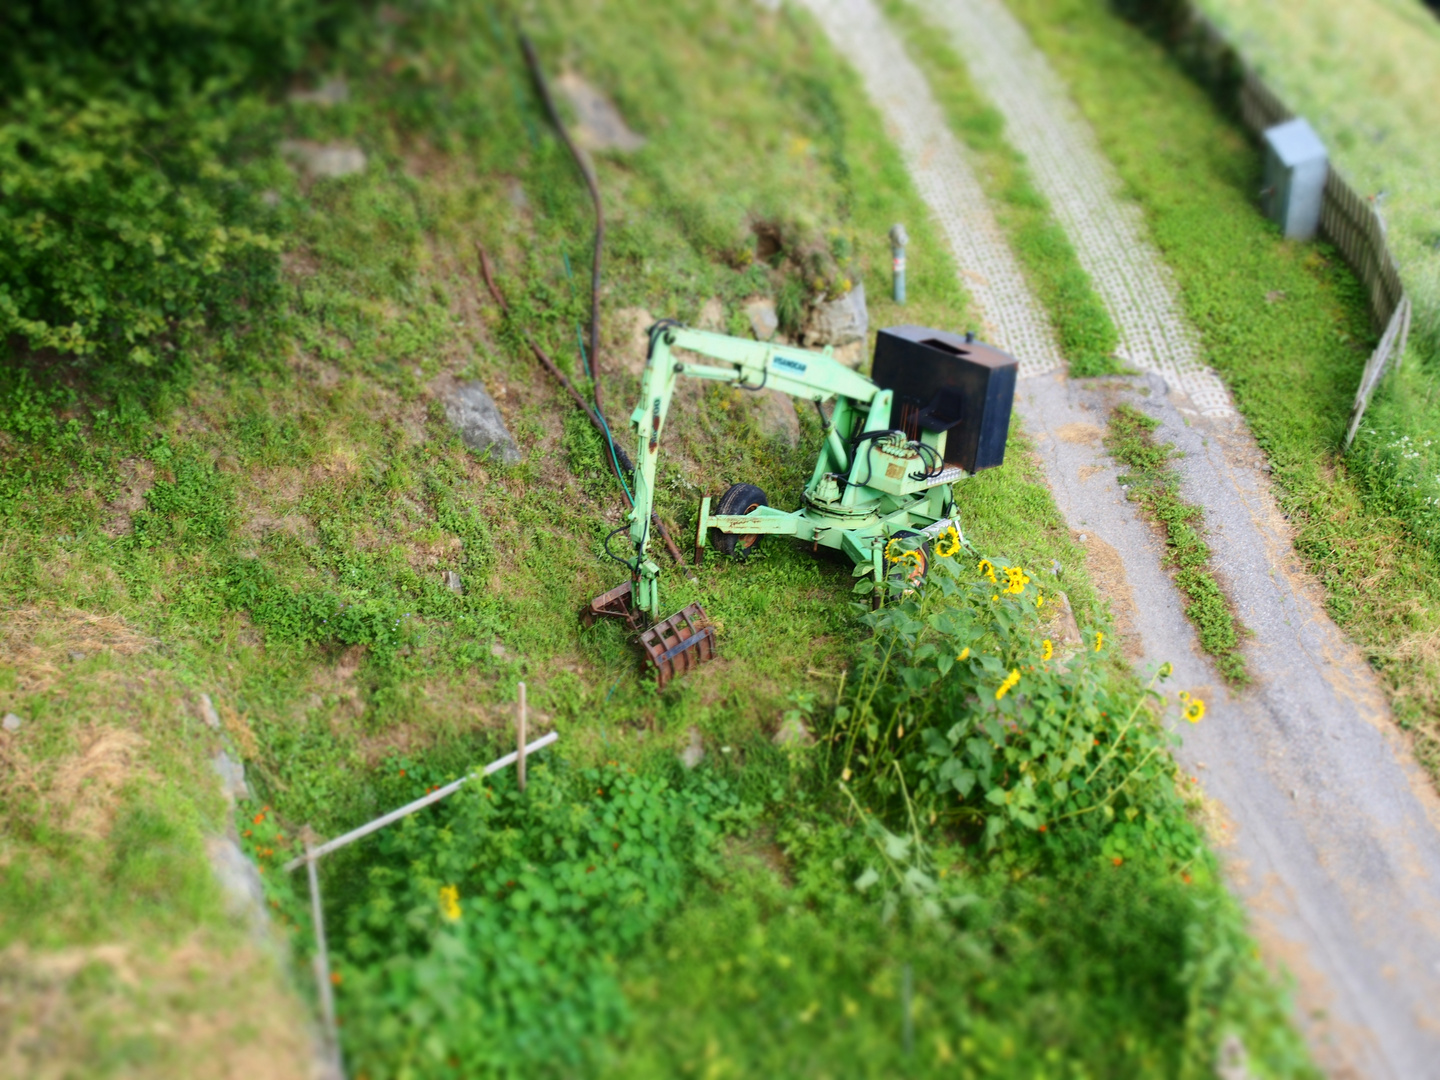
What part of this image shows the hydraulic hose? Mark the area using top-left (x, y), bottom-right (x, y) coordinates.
top-left (520, 34), bottom-right (606, 414)
top-left (477, 245), bottom-right (690, 573)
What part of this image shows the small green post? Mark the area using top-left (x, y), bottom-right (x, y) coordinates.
top-left (889, 223), bottom-right (908, 305)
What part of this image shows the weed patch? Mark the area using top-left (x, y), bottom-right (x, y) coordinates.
top-left (1105, 405), bottom-right (1247, 683)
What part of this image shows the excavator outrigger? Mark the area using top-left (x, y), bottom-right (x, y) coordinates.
top-left (585, 321), bottom-right (1018, 687)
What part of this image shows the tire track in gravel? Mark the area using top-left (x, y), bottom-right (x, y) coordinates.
top-left (800, 0), bottom-right (1440, 1075)
top-left (915, 0), bottom-right (1233, 417)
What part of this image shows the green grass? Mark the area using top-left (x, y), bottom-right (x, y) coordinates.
top-left (1106, 404), bottom-right (1247, 683)
top-left (1006, 0), bottom-right (1440, 774)
top-left (610, 832), bottom-right (1312, 1079)
top-left (1192, 0), bottom-right (1440, 365)
top-left (883, 0), bottom-right (1122, 376)
top-left (0, 0), bottom-right (1313, 1073)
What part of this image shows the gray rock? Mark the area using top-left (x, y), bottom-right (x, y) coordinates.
top-left (1044, 590), bottom-right (1083, 653)
top-left (445, 382), bottom-right (522, 464)
top-left (831, 340), bottom-right (867, 369)
top-left (696, 297), bottom-right (726, 332)
top-left (804, 281), bottom-right (868, 346)
top-left (2, 713), bottom-right (22, 732)
top-left (679, 725), bottom-right (705, 769)
top-left (774, 715), bottom-right (815, 748)
top-left (279, 139), bottom-right (367, 180)
top-left (744, 298), bottom-right (779, 341)
top-left (206, 835), bottom-right (267, 930)
top-left (199, 693), bottom-right (222, 731)
top-left (557, 72), bottom-right (646, 152)
top-left (444, 570), bottom-right (463, 593)
top-left (68, 650), bottom-right (86, 662)
top-left (1216, 1034), bottom-right (1253, 1080)
top-left (212, 750), bottom-right (250, 805)
top-left (755, 390), bottom-right (800, 447)
top-left (287, 77), bottom-right (350, 107)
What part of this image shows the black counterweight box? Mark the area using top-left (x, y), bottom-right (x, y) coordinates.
top-left (870, 325), bottom-right (1017, 473)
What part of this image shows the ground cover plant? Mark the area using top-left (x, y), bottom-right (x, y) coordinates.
top-left (1007, 0), bottom-right (1440, 774)
top-left (1, 0), bottom-right (1315, 1074)
top-left (1105, 404), bottom-right (1247, 682)
top-left (882, 0), bottom-right (1123, 377)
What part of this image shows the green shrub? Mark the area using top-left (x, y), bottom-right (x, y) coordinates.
top-left (614, 838), bottom-right (1316, 1079)
top-left (0, 0), bottom-right (370, 368)
top-left (833, 533), bottom-right (1202, 865)
top-left (328, 762), bottom-right (740, 1078)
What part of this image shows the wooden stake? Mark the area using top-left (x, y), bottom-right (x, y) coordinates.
top-left (517, 682), bottom-right (527, 793)
top-left (303, 828), bottom-right (342, 1074)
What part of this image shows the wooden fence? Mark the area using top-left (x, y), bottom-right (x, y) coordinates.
top-left (1119, 0), bottom-right (1410, 432)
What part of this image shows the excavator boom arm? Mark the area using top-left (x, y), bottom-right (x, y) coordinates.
top-left (628, 326), bottom-right (877, 547)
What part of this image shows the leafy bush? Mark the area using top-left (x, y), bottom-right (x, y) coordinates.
top-left (834, 533), bottom-right (1203, 865)
top-left (331, 762), bottom-right (740, 1078)
top-left (614, 827), bottom-right (1317, 1079)
top-left (0, 0), bottom-right (368, 367)
top-left (1348, 403), bottom-right (1440, 563)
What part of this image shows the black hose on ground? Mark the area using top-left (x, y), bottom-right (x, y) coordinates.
top-left (519, 33), bottom-right (606, 414)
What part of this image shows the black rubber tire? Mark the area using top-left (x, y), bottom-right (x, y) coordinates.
top-left (882, 529), bottom-right (931, 596)
top-left (711, 483), bottom-right (769, 558)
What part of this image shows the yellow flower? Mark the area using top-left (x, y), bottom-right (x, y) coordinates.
top-left (977, 558), bottom-right (997, 584)
top-left (1094, 631), bottom-right (1105, 652)
top-left (935, 526), bottom-right (962, 559)
top-left (995, 669), bottom-right (1020, 701)
top-left (956, 646), bottom-right (970, 661)
top-left (1002, 565), bottom-right (1031, 594)
top-left (841, 767), bottom-right (852, 783)
top-left (1036, 592), bottom-right (1045, 608)
top-left (439, 884), bottom-right (461, 922)
top-left (1041, 639), bottom-right (1053, 662)
top-left (991, 594), bottom-right (999, 603)
top-left (1184, 698), bottom-right (1206, 723)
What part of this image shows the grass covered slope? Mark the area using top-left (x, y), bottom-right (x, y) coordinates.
top-left (1005, 0), bottom-right (1440, 774)
top-left (1, 0), bottom-right (1313, 1075)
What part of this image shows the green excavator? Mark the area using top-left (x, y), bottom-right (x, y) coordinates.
top-left (584, 321), bottom-right (1018, 687)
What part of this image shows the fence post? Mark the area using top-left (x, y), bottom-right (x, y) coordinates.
top-left (517, 682), bottom-right (528, 793)
top-left (304, 828), bottom-right (343, 1076)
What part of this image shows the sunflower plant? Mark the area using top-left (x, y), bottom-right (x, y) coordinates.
top-left (832, 540), bottom-right (1202, 866)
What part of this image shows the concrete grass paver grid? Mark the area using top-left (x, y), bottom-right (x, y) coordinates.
top-left (797, 0), bottom-right (1064, 379)
top-left (916, 0), bottom-right (1233, 417)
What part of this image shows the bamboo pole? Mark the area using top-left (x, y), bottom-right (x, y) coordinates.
top-left (305, 829), bottom-right (343, 1075)
top-left (517, 682), bottom-right (528, 793)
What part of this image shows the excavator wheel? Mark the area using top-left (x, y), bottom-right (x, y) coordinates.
top-left (881, 529), bottom-right (931, 602)
top-left (711, 483), bottom-right (769, 558)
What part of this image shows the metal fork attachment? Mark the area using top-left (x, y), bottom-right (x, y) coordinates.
top-left (638, 604), bottom-right (717, 690)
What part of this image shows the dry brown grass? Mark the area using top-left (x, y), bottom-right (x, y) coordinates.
top-left (0, 607), bottom-right (157, 700)
top-left (48, 727), bottom-right (148, 840)
top-left (0, 935), bottom-right (318, 1080)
